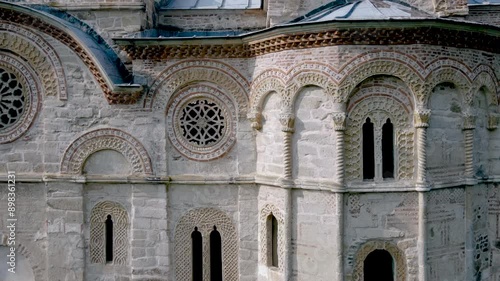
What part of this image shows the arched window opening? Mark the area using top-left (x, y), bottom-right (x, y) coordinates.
top-left (105, 214), bottom-right (113, 262)
top-left (364, 249), bottom-right (394, 281)
top-left (363, 117), bottom-right (375, 179)
top-left (267, 214), bottom-right (279, 267)
top-left (191, 227), bottom-right (203, 281)
top-left (382, 118), bottom-right (394, 179)
top-left (210, 226), bottom-right (223, 281)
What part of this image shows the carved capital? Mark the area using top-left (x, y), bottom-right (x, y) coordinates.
top-left (247, 111), bottom-right (262, 130)
top-left (463, 113), bottom-right (476, 130)
top-left (488, 114), bottom-right (498, 130)
top-left (414, 109), bottom-right (431, 128)
top-left (279, 113), bottom-right (295, 133)
top-left (332, 112), bottom-right (347, 131)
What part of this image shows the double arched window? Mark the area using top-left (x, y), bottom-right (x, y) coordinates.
top-left (362, 117), bottom-right (394, 180)
top-left (191, 226), bottom-right (223, 281)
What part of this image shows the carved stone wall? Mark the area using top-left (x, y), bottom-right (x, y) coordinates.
top-left (351, 240), bottom-right (407, 281)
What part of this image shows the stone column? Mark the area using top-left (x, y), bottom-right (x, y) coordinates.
top-left (332, 111), bottom-right (346, 281)
top-left (414, 109), bottom-right (431, 186)
top-left (414, 109), bottom-right (431, 281)
top-left (279, 112), bottom-right (294, 280)
top-left (463, 112), bottom-right (476, 181)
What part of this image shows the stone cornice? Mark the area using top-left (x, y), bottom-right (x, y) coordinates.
top-left (116, 19), bottom-right (500, 59)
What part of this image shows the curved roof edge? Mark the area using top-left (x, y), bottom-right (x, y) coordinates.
top-left (0, 1), bottom-right (142, 104)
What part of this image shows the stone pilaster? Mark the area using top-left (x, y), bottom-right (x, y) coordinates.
top-left (463, 113), bottom-right (476, 180)
top-left (332, 112), bottom-right (347, 187)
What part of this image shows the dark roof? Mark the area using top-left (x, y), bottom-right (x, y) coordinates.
top-left (164, 0), bottom-right (262, 9)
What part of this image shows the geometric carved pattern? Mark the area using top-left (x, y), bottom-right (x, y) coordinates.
top-left (346, 94), bottom-right (414, 181)
top-left (0, 53), bottom-right (40, 143)
top-left (148, 60), bottom-right (249, 114)
top-left (0, 22), bottom-right (67, 99)
top-left (167, 85), bottom-right (237, 161)
top-left (174, 208), bottom-right (238, 281)
top-left (60, 128), bottom-right (153, 175)
top-left (259, 204), bottom-right (285, 272)
top-left (90, 201), bottom-right (129, 265)
top-left (352, 240), bottom-right (406, 281)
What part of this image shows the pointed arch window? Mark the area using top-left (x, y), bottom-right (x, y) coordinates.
top-left (266, 213), bottom-right (279, 267)
top-left (192, 227), bottom-right (203, 281)
top-left (363, 117), bottom-right (375, 180)
top-left (382, 118), bottom-right (394, 178)
top-left (105, 215), bottom-right (113, 262)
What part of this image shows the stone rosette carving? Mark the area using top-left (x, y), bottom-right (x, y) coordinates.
top-left (60, 128), bottom-right (153, 175)
top-left (0, 53), bottom-right (40, 143)
top-left (90, 201), bottom-right (129, 265)
top-left (167, 85), bottom-right (237, 161)
top-left (174, 208), bottom-right (238, 281)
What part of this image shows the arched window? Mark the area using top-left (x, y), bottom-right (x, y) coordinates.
top-left (364, 249), bottom-right (394, 281)
top-left (363, 117), bottom-right (375, 180)
top-left (210, 226), bottom-right (222, 281)
top-left (266, 214), bottom-right (279, 267)
top-left (192, 227), bottom-right (203, 281)
top-left (382, 118), bottom-right (394, 178)
top-left (90, 201), bottom-right (129, 265)
top-left (105, 215), bottom-right (113, 262)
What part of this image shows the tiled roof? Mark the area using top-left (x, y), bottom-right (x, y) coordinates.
top-left (164, 0), bottom-right (262, 9)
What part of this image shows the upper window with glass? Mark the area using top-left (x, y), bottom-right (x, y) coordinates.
top-left (164, 0), bottom-right (262, 9)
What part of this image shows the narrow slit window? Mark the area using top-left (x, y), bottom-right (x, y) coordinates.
top-left (105, 214), bottom-right (113, 262)
top-left (192, 227), bottom-right (203, 281)
top-left (270, 214), bottom-right (278, 267)
top-left (363, 117), bottom-right (375, 179)
top-left (210, 226), bottom-right (223, 281)
top-left (382, 118), bottom-right (394, 178)
top-left (364, 249), bottom-right (394, 281)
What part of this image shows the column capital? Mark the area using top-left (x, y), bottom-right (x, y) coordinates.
top-left (279, 113), bottom-right (295, 133)
top-left (463, 112), bottom-right (476, 130)
top-left (247, 111), bottom-right (262, 130)
top-left (332, 112), bottom-right (347, 131)
top-left (414, 109), bottom-right (431, 128)
top-left (488, 113), bottom-right (498, 130)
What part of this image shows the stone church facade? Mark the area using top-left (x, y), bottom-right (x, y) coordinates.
top-left (1, 0), bottom-right (500, 280)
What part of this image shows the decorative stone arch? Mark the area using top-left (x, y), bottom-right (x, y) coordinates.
top-left (424, 67), bottom-right (472, 106)
top-left (471, 71), bottom-right (498, 106)
top-left (60, 128), bottom-right (153, 175)
top-left (89, 201), bottom-right (129, 265)
top-left (174, 207), bottom-right (238, 281)
top-left (0, 234), bottom-right (45, 281)
top-left (337, 54), bottom-right (424, 104)
top-left (0, 3), bottom-right (138, 104)
top-left (351, 240), bottom-right (406, 281)
top-left (250, 69), bottom-right (286, 113)
top-left (148, 60), bottom-right (250, 115)
top-left (0, 22), bottom-right (67, 100)
top-left (284, 71), bottom-right (337, 113)
top-left (259, 204), bottom-right (285, 271)
top-left (345, 91), bottom-right (414, 181)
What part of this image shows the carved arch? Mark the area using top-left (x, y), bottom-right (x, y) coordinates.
top-left (249, 69), bottom-right (286, 114)
top-left (424, 67), bottom-right (471, 106)
top-left (0, 22), bottom-right (67, 99)
top-left (89, 201), bottom-right (129, 265)
top-left (259, 204), bottom-right (285, 272)
top-left (148, 60), bottom-right (250, 115)
top-left (285, 71), bottom-right (337, 113)
top-left (60, 128), bottom-right (153, 175)
top-left (337, 59), bottom-right (423, 105)
top-left (351, 240), bottom-right (406, 281)
top-left (0, 234), bottom-right (45, 281)
top-left (471, 71), bottom-right (498, 106)
top-left (174, 207), bottom-right (238, 281)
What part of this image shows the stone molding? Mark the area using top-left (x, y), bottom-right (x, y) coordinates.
top-left (60, 128), bottom-right (153, 175)
top-left (174, 207), bottom-right (238, 281)
top-left (0, 7), bottom-right (140, 104)
top-left (0, 22), bottom-right (67, 100)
